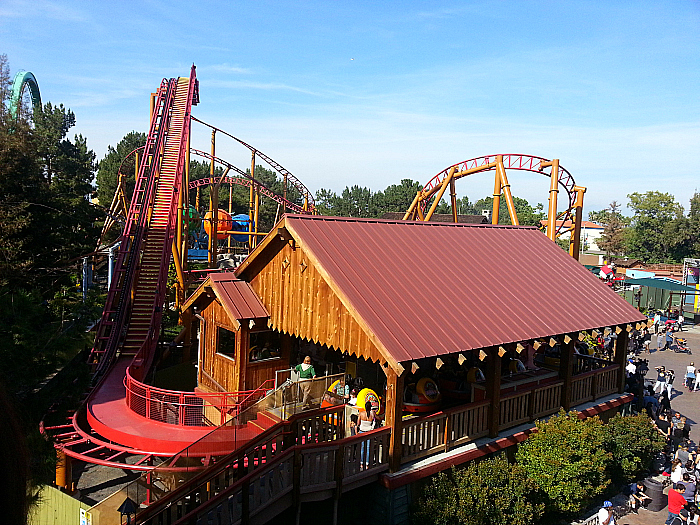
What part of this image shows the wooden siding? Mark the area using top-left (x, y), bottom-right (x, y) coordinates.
top-left (199, 298), bottom-right (242, 392)
top-left (28, 485), bottom-right (90, 525)
top-left (249, 243), bottom-right (386, 365)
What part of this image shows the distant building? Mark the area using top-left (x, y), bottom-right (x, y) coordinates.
top-left (540, 220), bottom-right (605, 253)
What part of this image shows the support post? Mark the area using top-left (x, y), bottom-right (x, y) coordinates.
top-left (425, 167), bottom-right (455, 222)
top-left (253, 189), bottom-right (260, 249)
top-left (249, 151), bottom-right (256, 247)
top-left (55, 450), bottom-right (72, 490)
top-left (384, 366), bottom-right (406, 472)
top-left (614, 327), bottom-right (630, 394)
top-left (207, 129), bottom-right (217, 268)
top-left (234, 323), bottom-right (250, 392)
top-left (492, 167), bottom-right (502, 225)
top-left (559, 333), bottom-right (576, 411)
top-left (497, 156), bottom-right (519, 225)
top-left (485, 347), bottom-right (502, 438)
top-left (449, 177), bottom-right (458, 223)
top-left (569, 186), bottom-right (587, 260)
top-left (545, 159), bottom-right (560, 240)
top-left (403, 191), bottom-right (421, 221)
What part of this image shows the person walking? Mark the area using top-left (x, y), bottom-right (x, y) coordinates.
top-left (655, 312), bottom-right (662, 334)
top-left (655, 366), bottom-right (668, 394)
top-left (659, 329), bottom-right (668, 352)
top-left (294, 355), bottom-right (316, 408)
top-left (667, 370), bottom-right (677, 399)
top-left (686, 363), bottom-right (696, 389)
top-left (665, 329), bottom-right (675, 351)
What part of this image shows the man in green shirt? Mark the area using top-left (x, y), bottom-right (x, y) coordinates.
top-left (295, 356), bottom-right (316, 407)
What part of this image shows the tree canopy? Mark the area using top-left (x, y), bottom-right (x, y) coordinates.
top-left (315, 181), bottom-right (546, 226)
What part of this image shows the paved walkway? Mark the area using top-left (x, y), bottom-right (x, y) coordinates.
top-left (605, 323), bottom-right (700, 525)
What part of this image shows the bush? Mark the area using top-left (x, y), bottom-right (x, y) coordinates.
top-left (413, 455), bottom-right (544, 525)
top-left (515, 410), bottom-right (611, 516)
top-left (603, 413), bottom-right (665, 483)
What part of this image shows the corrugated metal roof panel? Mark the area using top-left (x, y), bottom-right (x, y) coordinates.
top-left (284, 215), bottom-right (646, 364)
top-left (209, 273), bottom-right (269, 321)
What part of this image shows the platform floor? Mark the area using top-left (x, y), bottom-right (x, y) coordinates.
top-left (87, 358), bottom-right (258, 455)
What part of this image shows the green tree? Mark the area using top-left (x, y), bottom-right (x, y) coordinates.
top-left (314, 185), bottom-right (382, 217)
top-left (471, 195), bottom-right (545, 226)
top-left (95, 131), bottom-right (146, 205)
top-left (516, 410), bottom-right (611, 516)
top-left (591, 201), bottom-right (629, 259)
top-left (414, 456), bottom-right (544, 525)
top-left (380, 179), bottom-right (422, 213)
top-left (625, 191), bottom-right (686, 263)
top-left (687, 192), bottom-right (700, 257)
top-left (603, 413), bottom-right (665, 483)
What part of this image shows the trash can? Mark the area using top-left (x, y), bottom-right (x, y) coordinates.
top-left (644, 478), bottom-right (667, 512)
top-left (651, 452), bottom-right (667, 474)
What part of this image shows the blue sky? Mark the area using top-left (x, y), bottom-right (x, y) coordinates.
top-left (2, 0), bottom-right (699, 213)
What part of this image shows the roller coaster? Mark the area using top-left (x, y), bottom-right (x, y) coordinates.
top-left (39, 67), bottom-right (589, 522)
top-left (404, 154), bottom-right (587, 259)
top-left (43, 66), bottom-right (316, 479)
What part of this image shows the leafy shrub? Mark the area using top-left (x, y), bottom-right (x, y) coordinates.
top-left (413, 455), bottom-right (544, 525)
top-left (515, 410), bottom-right (611, 516)
top-left (603, 413), bottom-right (665, 483)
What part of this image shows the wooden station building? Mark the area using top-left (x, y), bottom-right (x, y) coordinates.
top-left (183, 214), bottom-right (646, 474)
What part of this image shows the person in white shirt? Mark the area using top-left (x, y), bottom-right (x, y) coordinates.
top-left (597, 501), bottom-right (615, 525)
top-left (686, 362), bottom-right (696, 389)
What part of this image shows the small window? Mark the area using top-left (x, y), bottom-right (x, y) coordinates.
top-left (217, 326), bottom-right (236, 359)
top-left (249, 330), bottom-right (282, 362)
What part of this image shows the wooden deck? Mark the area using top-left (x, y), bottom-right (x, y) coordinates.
top-left (130, 364), bottom-right (624, 525)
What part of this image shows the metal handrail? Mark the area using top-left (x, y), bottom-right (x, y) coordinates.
top-left (123, 368), bottom-right (275, 426)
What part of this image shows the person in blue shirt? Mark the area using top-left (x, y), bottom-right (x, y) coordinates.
top-left (628, 481), bottom-right (651, 512)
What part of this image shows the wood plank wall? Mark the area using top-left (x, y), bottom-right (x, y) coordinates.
top-left (249, 242), bottom-right (386, 365)
top-left (200, 299), bottom-right (240, 392)
top-left (199, 296), bottom-right (294, 393)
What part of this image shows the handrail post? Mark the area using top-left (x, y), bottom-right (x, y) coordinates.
top-left (528, 388), bottom-right (536, 422)
top-left (560, 333), bottom-right (576, 411)
top-left (485, 347), bottom-right (501, 438)
top-left (591, 370), bottom-right (599, 401)
top-left (241, 478), bottom-right (250, 525)
top-left (443, 412), bottom-right (451, 453)
top-left (614, 327), bottom-right (629, 394)
top-left (146, 385), bottom-right (151, 420)
top-left (179, 392), bottom-right (185, 426)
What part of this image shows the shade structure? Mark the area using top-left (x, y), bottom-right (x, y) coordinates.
top-left (256, 215), bottom-right (647, 366)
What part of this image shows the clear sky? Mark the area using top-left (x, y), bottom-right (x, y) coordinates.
top-left (2, 0), bottom-right (699, 213)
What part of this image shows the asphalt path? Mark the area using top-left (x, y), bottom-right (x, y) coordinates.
top-left (608, 324), bottom-right (700, 525)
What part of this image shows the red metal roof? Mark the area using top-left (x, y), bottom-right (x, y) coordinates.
top-left (282, 215), bottom-right (646, 364)
top-left (191, 273), bottom-right (269, 321)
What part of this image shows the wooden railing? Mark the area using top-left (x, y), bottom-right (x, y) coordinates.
top-left (595, 366), bottom-right (619, 398)
top-left (531, 381), bottom-right (563, 419)
top-left (401, 400), bottom-right (489, 464)
top-left (571, 364), bottom-right (621, 407)
top-left (134, 405), bottom-right (346, 524)
top-left (500, 390), bottom-right (531, 429)
top-left (134, 365), bottom-right (623, 523)
top-left (143, 429), bottom-right (390, 525)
